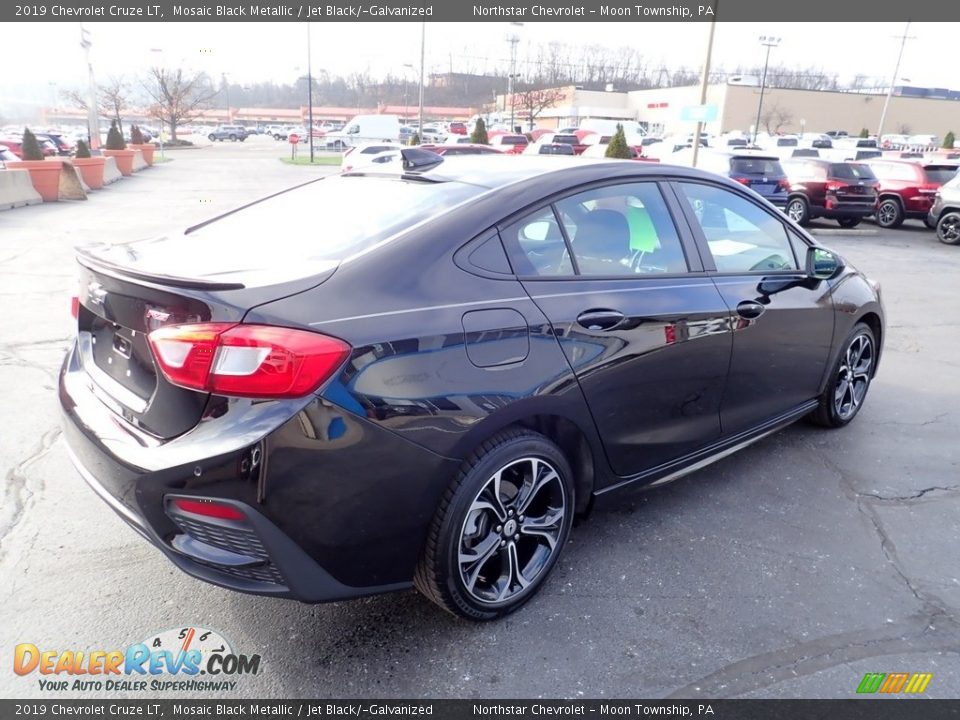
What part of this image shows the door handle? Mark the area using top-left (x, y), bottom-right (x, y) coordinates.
top-left (736, 301), bottom-right (766, 319)
top-left (576, 309), bottom-right (625, 331)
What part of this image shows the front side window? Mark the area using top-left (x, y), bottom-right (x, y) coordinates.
top-left (678, 182), bottom-right (798, 273)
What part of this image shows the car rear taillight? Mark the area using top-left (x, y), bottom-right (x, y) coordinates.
top-left (172, 498), bottom-right (246, 521)
top-left (147, 323), bottom-right (350, 399)
top-left (70, 296), bottom-right (79, 319)
top-left (732, 176), bottom-right (751, 185)
top-left (825, 181), bottom-right (848, 192)
top-left (777, 178), bottom-right (791, 191)
top-left (918, 184), bottom-right (939, 195)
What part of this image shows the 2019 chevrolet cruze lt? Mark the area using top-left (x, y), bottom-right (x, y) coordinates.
top-left (60, 153), bottom-right (884, 620)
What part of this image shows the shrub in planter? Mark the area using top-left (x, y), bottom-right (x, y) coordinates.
top-left (71, 139), bottom-right (106, 190)
top-left (128, 123), bottom-right (155, 166)
top-left (470, 118), bottom-right (488, 145)
top-left (944, 131), bottom-right (955, 150)
top-left (102, 120), bottom-right (136, 176)
top-left (8, 127), bottom-right (63, 201)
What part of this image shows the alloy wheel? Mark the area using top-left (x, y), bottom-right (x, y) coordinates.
top-left (877, 201), bottom-right (899, 227)
top-left (939, 214), bottom-right (960, 244)
top-left (834, 334), bottom-right (873, 420)
top-left (787, 200), bottom-right (805, 222)
top-left (458, 457), bottom-right (566, 605)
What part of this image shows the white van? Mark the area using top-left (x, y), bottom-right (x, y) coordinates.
top-left (324, 115), bottom-right (400, 149)
top-left (578, 119), bottom-right (647, 138)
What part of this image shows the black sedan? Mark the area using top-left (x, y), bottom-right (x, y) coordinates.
top-left (60, 153), bottom-right (884, 620)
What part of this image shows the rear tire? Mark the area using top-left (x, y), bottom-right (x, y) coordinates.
top-left (414, 428), bottom-right (574, 621)
top-left (809, 323), bottom-right (877, 428)
top-left (837, 217), bottom-right (861, 228)
top-left (876, 198), bottom-right (904, 229)
top-left (786, 197), bottom-right (810, 226)
top-left (207, 134), bottom-right (216, 142)
top-left (936, 212), bottom-right (960, 245)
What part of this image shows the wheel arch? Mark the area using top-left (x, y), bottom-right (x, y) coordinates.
top-left (448, 404), bottom-right (604, 515)
top-left (856, 310), bottom-right (883, 377)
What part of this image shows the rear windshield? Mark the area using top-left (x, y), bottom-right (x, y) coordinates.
top-left (776, 138), bottom-right (799, 147)
top-left (552, 135), bottom-right (579, 144)
top-left (499, 135), bottom-right (527, 145)
top-left (829, 163), bottom-right (877, 181)
top-left (730, 157), bottom-right (784, 176)
top-left (924, 165), bottom-right (959, 184)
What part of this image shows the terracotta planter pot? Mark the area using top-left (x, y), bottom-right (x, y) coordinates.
top-left (71, 157), bottom-right (106, 190)
top-left (130, 143), bottom-right (155, 166)
top-left (102, 149), bottom-right (136, 176)
top-left (7, 159), bottom-right (63, 202)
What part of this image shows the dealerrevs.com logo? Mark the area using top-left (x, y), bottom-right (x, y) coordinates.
top-left (13, 627), bottom-right (261, 693)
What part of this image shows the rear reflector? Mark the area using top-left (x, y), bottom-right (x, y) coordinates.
top-left (173, 498), bottom-right (246, 521)
top-left (147, 323), bottom-right (350, 398)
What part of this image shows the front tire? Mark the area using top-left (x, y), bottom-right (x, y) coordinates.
top-left (937, 211), bottom-right (960, 245)
top-left (809, 323), bottom-right (877, 428)
top-left (207, 134), bottom-right (217, 142)
top-left (876, 198), bottom-right (904, 229)
top-left (414, 429), bottom-right (574, 620)
top-left (786, 197), bottom-right (810, 226)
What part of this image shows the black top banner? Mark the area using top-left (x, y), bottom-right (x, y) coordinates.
top-left (3, 700), bottom-right (960, 720)
top-left (4, 0), bottom-right (957, 22)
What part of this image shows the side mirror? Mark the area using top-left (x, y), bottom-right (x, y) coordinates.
top-left (806, 246), bottom-right (843, 280)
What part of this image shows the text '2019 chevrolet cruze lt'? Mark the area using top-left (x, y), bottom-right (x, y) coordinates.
top-left (61, 153), bottom-right (884, 620)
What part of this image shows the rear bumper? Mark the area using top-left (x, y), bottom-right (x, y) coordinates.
top-left (817, 204), bottom-right (876, 219)
top-left (59, 340), bottom-right (458, 602)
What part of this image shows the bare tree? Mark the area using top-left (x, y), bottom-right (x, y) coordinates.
top-left (142, 67), bottom-right (218, 141)
top-left (761, 103), bottom-right (793, 134)
top-left (62, 76), bottom-right (131, 134)
top-left (513, 84), bottom-right (567, 131)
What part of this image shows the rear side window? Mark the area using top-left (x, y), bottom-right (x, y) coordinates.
top-left (730, 158), bottom-right (785, 176)
top-left (829, 163), bottom-right (877, 181)
top-left (923, 165), bottom-right (959, 184)
top-left (679, 182), bottom-right (798, 273)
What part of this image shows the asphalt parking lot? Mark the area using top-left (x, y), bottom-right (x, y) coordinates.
top-left (1, 139), bottom-right (958, 700)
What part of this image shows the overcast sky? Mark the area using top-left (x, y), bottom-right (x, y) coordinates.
top-left (1, 21), bottom-right (952, 106)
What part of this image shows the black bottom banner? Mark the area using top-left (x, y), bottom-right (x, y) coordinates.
top-left (3, 700), bottom-right (960, 720)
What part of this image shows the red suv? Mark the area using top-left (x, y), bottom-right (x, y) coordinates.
top-left (866, 159), bottom-right (959, 228)
top-left (448, 122), bottom-right (467, 136)
top-left (782, 159), bottom-right (879, 228)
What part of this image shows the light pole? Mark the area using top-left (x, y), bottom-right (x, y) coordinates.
top-left (417, 22), bottom-right (425, 142)
top-left (402, 63), bottom-right (415, 123)
top-left (149, 48), bottom-right (166, 159)
top-left (691, 6), bottom-right (718, 168)
top-left (79, 24), bottom-right (101, 153)
top-left (306, 22), bottom-right (315, 162)
top-left (877, 22), bottom-right (915, 142)
top-left (506, 22), bottom-right (523, 132)
top-left (753, 35), bottom-right (780, 144)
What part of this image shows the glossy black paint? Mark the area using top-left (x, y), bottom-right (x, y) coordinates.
top-left (60, 157), bottom-right (885, 603)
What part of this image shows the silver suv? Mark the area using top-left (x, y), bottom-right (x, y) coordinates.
top-left (928, 171), bottom-right (960, 245)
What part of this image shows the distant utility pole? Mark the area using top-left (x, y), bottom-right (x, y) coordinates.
top-left (307, 22), bottom-right (314, 162)
top-left (418, 22), bottom-right (425, 137)
top-left (691, 5), bottom-right (718, 168)
top-left (79, 24), bottom-right (101, 154)
top-left (877, 22), bottom-right (915, 141)
top-left (753, 35), bottom-right (780, 143)
top-left (506, 22), bottom-right (523, 132)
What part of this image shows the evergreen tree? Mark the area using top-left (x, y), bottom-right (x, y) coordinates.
top-left (106, 120), bottom-right (126, 150)
top-left (605, 124), bottom-right (633, 159)
top-left (21, 127), bottom-right (44, 160)
top-left (470, 118), bottom-right (489, 145)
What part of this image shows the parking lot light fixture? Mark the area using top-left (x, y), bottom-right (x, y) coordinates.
top-left (753, 35), bottom-right (781, 144)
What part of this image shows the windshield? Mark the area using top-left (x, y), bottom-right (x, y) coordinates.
top-left (730, 158), bottom-right (784, 176)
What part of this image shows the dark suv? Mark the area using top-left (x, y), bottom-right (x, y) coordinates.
top-left (866, 159), bottom-right (959, 228)
top-left (782, 160), bottom-right (878, 228)
top-left (207, 125), bottom-right (249, 142)
top-left (698, 152), bottom-right (790, 208)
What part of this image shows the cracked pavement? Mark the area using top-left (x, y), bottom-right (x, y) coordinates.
top-left (1, 140), bottom-right (958, 699)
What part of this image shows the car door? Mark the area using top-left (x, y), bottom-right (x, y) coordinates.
top-left (499, 180), bottom-right (733, 479)
top-left (672, 180), bottom-right (835, 435)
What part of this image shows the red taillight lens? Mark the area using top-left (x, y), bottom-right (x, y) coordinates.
top-left (147, 323), bottom-right (350, 398)
top-left (732, 176), bottom-right (751, 185)
top-left (173, 498), bottom-right (246, 521)
top-left (777, 178), bottom-right (791, 191)
top-left (71, 296), bottom-right (79, 319)
top-left (825, 181), bottom-right (848, 192)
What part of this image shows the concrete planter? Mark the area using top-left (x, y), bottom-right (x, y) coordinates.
top-left (71, 157), bottom-right (106, 190)
top-left (6, 159), bottom-right (63, 202)
top-left (102, 149), bottom-right (136, 176)
top-left (130, 143), bottom-right (155, 166)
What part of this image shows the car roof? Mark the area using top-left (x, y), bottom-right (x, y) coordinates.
top-left (356, 154), bottom-right (727, 190)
